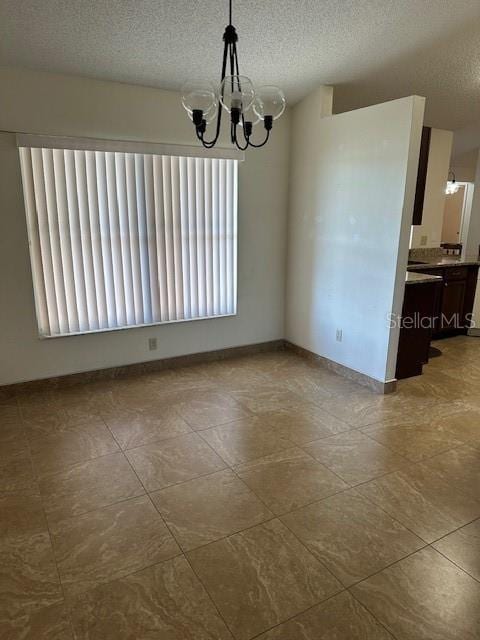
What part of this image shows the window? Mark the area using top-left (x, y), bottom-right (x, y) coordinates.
top-left (18, 135), bottom-right (239, 337)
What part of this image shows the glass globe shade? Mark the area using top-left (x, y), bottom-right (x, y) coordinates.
top-left (241, 106), bottom-right (261, 128)
top-left (253, 85), bottom-right (286, 121)
top-left (238, 107), bottom-right (260, 127)
top-left (445, 181), bottom-right (459, 195)
top-left (219, 75), bottom-right (255, 114)
top-left (187, 100), bottom-right (218, 125)
top-left (181, 81), bottom-right (217, 117)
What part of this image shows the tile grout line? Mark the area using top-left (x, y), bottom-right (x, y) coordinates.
top-left (428, 514), bottom-right (480, 545)
top-left (245, 589), bottom-right (351, 640)
top-left (345, 510), bottom-right (480, 637)
top-left (119, 407), bottom-right (242, 639)
top-left (428, 540), bottom-right (480, 585)
top-left (208, 436), bottom-right (354, 624)
top-left (347, 589), bottom-right (401, 640)
top-left (181, 552), bottom-right (238, 639)
top-left (188, 412), bottom-right (437, 561)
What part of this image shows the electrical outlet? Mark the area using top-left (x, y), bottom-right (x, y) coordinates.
top-left (336, 329), bottom-right (343, 342)
top-left (420, 235), bottom-right (428, 246)
top-left (148, 337), bottom-right (157, 351)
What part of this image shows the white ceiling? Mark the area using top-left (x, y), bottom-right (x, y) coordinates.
top-left (1, 0), bottom-right (480, 131)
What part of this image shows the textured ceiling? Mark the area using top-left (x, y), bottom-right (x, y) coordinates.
top-left (1, 1), bottom-right (480, 131)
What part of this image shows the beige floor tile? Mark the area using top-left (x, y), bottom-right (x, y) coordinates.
top-left (0, 495), bottom-right (47, 541)
top-left (434, 404), bottom-right (480, 445)
top-left (50, 495), bottom-right (180, 596)
top-left (361, 421), bottom-right (464, 462)
top-left (151, 469), bottom-right (272, 550)
top-left (0, 450), bottom-right (38, 496)
top-left (256, 591), bottom-right (394, 639)
top-left (0, 409), bottom-right (29, 463)
top-left (360, 399), bottom-right (468, 430)
top-left (1, 601), bottom-right (73, 640)
top-left (318, 390), bottom-right (437, 428)
top-left (281, 489), bottom-right (424, 586)
top-left (20, 391), bottom-right (101, 438)
top-left (102, 404), bottom-right (192, 449)
top-left (236, 447), bottom-right (347, 515)
top-left (442, 362), bottom-right (480, 385)
top-left (202, 359), bottom-right (271, 390)
top-left (357, 460), bottom-right (480, 543)
top-left (0, 402), bottom-right (21, 425)
top-left (281, 372), bottom-right (340, 403)
top-left (69, 556), bottom-right (232, 640)
top-left (304, 431), bottom-right (406, 485)
top-left (352, 547), bottom-right (480, 639)
top-left (188, 519), bottom-right (341, 640)
top-left (200, 416), bottom-right (294, 466)
top-left (421, 445), bottom-right (480, 500)
top-left (29, 421), bottom-right (120, 477)
top-left (398, 369), bottom-right (479, 400)
top-left (126, 433), bottom-right (226, 492)
top-left (0, 532), bottom-right (63, 621)
top-left (171, 389), bottom-right (249, 430)
top-left (262, 403), bottom-right (352, 445)
top-left (229, 384), bottom-right (306, 414)
top-left (433, 518), bottom-right (480, 581)
top-left (146, 366), bottom-right (214, 395)
top-left (284, 368), bottom-right (364, 403)
top-left (39, 452), bottom-right (144, 523)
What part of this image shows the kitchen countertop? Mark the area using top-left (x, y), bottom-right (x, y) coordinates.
top-left (405, 272), bottom-right (443, 285)
top-left (407, 255), bottom-right (480, 270)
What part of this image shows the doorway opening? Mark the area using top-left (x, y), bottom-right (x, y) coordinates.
top-left (441, 181), bottom-right (474, 254)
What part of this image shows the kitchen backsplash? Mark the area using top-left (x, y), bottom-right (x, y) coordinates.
top-left (409, 247), bottom-right (443, 260)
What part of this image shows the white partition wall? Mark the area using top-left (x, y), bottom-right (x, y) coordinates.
top-left (286, 95), bottom-right (425, 383)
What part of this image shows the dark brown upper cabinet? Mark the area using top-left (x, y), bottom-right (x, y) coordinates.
top-left (412, 126), bottom-right (431, 226)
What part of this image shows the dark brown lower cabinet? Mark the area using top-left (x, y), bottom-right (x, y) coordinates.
top-left (396, 281), bottom-right (442, 379)
top-left (440, 279), bottom-right (466, 332)
top-left (406, 265), bottom-right (479, 338)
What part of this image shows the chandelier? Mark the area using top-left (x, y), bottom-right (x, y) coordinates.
top-left (181, 0), bottom-right (286, 150)
top-left (445, 171), bottom-right (460, 195)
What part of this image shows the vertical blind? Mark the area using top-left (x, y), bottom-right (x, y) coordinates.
top-left (18, 142), bottom-right (238, 337)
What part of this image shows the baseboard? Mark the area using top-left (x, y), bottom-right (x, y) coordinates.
top-left (0, 339), bottom-right (286, 399)
top-left (467, 328), bottom-right (480, 337)
top-left (284, 341), bottom-right (397, 395)
top-left (0, 337), bottom-right (396, 399)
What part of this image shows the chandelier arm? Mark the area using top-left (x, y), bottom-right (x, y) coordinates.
top-left (196, 36), bottom-right (230, 148)
top-left (245, 129), bottom-right (270, 148)
top-left (229, 42), bottom-right (235, 79)
top-left (232, 123), bottom-right (250, 151)
top-left (233, 41), bottom-right (240, 76)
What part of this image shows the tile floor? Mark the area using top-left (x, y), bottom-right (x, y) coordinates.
top-left (1, 336), bottom-right (480, 639)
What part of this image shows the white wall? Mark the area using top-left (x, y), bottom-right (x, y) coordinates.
top-left (451, 149), bottom-right (478, 183)
top-left (286, 95), bottom-right (425, 383)
top-left (463, 151), bottom-right (480, 258)
top-left (410, 128), bottom-right (453, 249)
top-left (464, 152), bottom-right (480, 333)
top-left (0, 68), bottom-right (291, 385)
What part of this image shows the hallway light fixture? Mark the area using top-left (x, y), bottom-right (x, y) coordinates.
top-left (446, 170), bottom-right (460, 195)
top-left (181, 0), bottom-right (285, 150)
